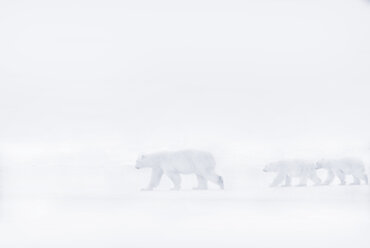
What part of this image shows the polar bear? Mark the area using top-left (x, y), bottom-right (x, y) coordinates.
top-left (263, 160), bottom-right (321, 187)
top-left (135, 150), bottom-right (224, 190)
top-left (316, 158), bottom-right (368, 185)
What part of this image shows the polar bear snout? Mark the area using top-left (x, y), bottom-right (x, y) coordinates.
top-left (263, 168), bottom-right (268, 172)
top-left (135, 165), bottom-right (141, 170)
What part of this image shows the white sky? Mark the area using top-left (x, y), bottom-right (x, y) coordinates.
top-left (1, 0), bottom-right (370, 159)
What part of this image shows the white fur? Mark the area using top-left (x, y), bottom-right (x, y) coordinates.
top-left (135, 150), bottom-right (224, 190)
top-left (263, 160), bottom-right (321, 187)
top-left (316, 158), bottom-right (368, 185)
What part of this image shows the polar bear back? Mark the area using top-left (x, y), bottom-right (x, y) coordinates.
top-left (149, 150), bottom-right (216, 174)
top-left (320, 158), bottom-right (365, 174)
top-left (273, 160), bottom-right (316, 176)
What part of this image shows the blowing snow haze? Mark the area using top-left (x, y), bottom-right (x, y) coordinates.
top-left (1, 0), bottom-right (370, 161)
top-left (1, 2), bottom-right (370, 248)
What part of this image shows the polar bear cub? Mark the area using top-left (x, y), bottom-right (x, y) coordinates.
top-left (135, 150), bottom-right (224, 191)
top-left (316, 158), bottom-right (368, 185)
top-left (263, 160), bottom-right (321, 187)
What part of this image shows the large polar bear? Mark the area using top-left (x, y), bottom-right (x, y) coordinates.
top-left (263, 160), bottom-right (321, 187)
top-left (135, 150), bottom-right (224, 190)
top-left (316, 158), bottom-right (368, 185)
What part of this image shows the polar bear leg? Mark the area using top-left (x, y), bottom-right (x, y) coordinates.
top-left (165, 171), bottom-right (181, 190)
top-left (202, 171), bottom-right (224, 189)
top-left (309, 172), bottom-right (322, 185)
top-left (334, 170), bottom-right (346, 185)
top-left (351, 175), bottom-right (361, 185)
top-left (270, 173), bottom-right (285, 187)
top-left (351, 170), bottom-right (364, 185)
top-left (323, 169), bottom-right (335, 185)
top-left (361, 174), bottom-right (368, 184)
top-left (194, 175), bottom-right (208, 190)
top-left (352, 171), bottom-right (368, 185)
top-left (282, 175), bottom-right (291, 187)
top-left (142, 168), bottom-right (163, 191)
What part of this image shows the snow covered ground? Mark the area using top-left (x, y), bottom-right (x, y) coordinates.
top-left (1, 0), bottom-right (370, 247)
top-left (0, 162), bottom-right (369, 248)
top-left (1, 187), bottom-right (369, 248)
top-left (0, 144), bottom-right (369, 248)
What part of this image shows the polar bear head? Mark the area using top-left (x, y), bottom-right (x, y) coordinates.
top-left (135, 154), bottom-right (156, 169)
top-left (263, 162), bottom-right (279, 172)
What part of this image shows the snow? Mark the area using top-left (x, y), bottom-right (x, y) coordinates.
top-left (1, 189), bottom-right (369, 247)
top-left (1, 162), bottom-right (369, 248)
top-left (1, 143), bottom-right (370, 247)
top-left (1, 0), bottom-right (370, 247)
